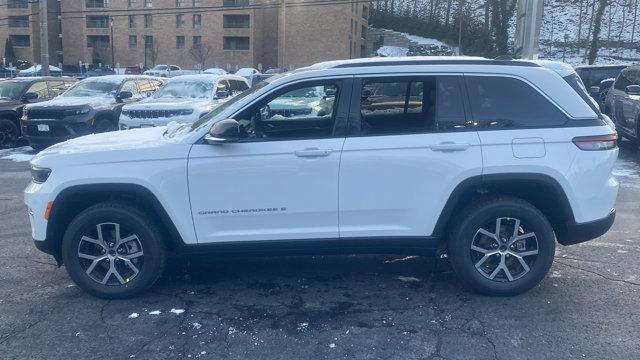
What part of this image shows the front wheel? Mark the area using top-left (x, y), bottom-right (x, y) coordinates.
top-left (0, 118), bottom-right (19, 148)
top-left (61, 201), bottom-right (166, 298)
top-left (447, 197), bottom-right (555, 296)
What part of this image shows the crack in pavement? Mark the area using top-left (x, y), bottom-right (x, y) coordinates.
top-left (556, 260), bottom-right (640, 286)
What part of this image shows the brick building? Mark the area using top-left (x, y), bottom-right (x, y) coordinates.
top-left (0, 0), bottom-right (368, 71)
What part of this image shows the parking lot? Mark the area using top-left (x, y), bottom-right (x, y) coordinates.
top-left (0, 143), bottom-right (638, 360)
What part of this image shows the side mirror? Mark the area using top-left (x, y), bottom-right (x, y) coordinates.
top-left (21, 92), bottom-right (38, 102)
top-left (117, 91), bottom-right (133, 101)
top-left (589, 86), bottom-right (601, 94)
top-left (625, 85), bottom-right (640, 96)
top-left (205, 119), bottom-right (240, 144)
top-left (215, 90), bottom-right (230, 99)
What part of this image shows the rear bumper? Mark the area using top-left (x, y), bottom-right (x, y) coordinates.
top-left (558, 208), bottom-right (616, 246)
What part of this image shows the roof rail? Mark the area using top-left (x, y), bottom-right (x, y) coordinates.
top-left (332, 59), bottom-right (540, 69)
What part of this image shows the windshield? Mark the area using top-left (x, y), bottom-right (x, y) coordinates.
top-left (154, 80), bottom-right (214, 99)
top-left (0, 82), bottom-right (28, 100)
top-left (153, 65), bottom-right (168, 71)
top-left (62, 80), bottom-right (120, 97)
top-left (191, 81), bottom-right (269, 130)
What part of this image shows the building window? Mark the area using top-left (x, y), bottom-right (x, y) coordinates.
top-left (361, 25), bottom-right (366, 40)
top-left (192, 14), bottom-right (202, 28)
top-left (8, 16), bottom-right (29, 28)
top-left (85, 0), bottom-right (108, 8)
top-left (193, 0), bottom-right (202, 6)
top-left (87, 35), bottom-right (110, 48)
top-left (128, 0), bottom-right (136, 7)
top-left (223, 0), bottom-right (249, 7)
top-left (362, 5), bottom-right (369, 20)
top-left (144, 0), bottom-right (152, 8)
top-left (176, 0), bottom-right (185, 6)
top-left (223, 36), bottom-right (249, 50)
top-left (128, 15), bottom-right (136, 28)
top-left (176, 36), bottom-right (185, 49)
top-left (144, 35), bottom-right (154, 49)
top-left (176, 14), bottom-right (185, 28)
top-left (223, 14), bottom-right (250, 28)
top-left (144, 14), bottom-right (153, 28)
top-left (86, 15), bottom-right (110, 28)
top-left (9, 35), bottom-right (30, 47)
top-left (192, 36), bottom-right (202, 48)
top-left (8, 0), bottom-right (29, 9)
top-left (129, 35), bottom-right (137, 48)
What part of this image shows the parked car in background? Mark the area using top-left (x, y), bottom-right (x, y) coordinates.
top-left (144, 64), bottom-right (189, 77)
top-left (119, 74), bottom-right (249, 129)
top-left (604, 66), bottom-right (640, 143)
top-left (125, 66), bottom-right (145, 75)
top-left (18, 65), bottom-right (63, 77)
top-left (249, 74), bottom-right (274, 86)
top-left (575, 64), bottom-right (628, 110)
top-left (86, 67), bottom-right (116, 77)
top-left (21, 75), bottom-right (164, 150)
top-left (264, 67), bottom-right (283, 74)
top-left (203, 68), bottom-right (227, 75)
top-left (26, 58), bottom-right (617, 298)
top-left (0, 66), bottom-right (16, 78)
top-left (0, 77), bottom-right (76, 148)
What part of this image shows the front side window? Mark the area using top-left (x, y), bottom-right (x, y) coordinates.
top-left (48, 81), bottom-right (74, 97)
top-left (235, 81), bottom-right (340, 140)
top-left (0, 82), bottom-right (28, 100)
top-left (120, 80), bottom-right (140, 95)
top-left (26, 82), bottom-right (48, 99)
top-left (466, 76), bottom-right (567, 128)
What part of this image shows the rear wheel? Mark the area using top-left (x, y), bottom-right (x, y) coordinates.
top-left (61, 201), bottom-right (166, 299)
top-left (0, 118), bottom-right (19, 148)
top-left (447, 197), bottom-right (555, 296)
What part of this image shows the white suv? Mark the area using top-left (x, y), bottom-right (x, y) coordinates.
top-left (25, 57), bottom-right (618, 298)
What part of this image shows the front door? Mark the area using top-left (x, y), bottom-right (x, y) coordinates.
top-left (339, 75), bottom-right (483, 238)
top-left (188, 78), bottom-right (351, 243)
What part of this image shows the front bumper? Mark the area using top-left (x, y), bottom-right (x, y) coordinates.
top-left (21, 117), bottom-right (93, 145)
top-left (558, 208), bottom-right (616, 246)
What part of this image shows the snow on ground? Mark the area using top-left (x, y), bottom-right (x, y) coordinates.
top-left (0, 146), bottom-right (36, 162)
top-left (376, 45), bottom-right (409, 57)
top-left (394, 276), bottom-right (421, 283)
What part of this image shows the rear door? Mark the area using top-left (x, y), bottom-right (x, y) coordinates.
top-left (339, 75), bottom-right (482, 238)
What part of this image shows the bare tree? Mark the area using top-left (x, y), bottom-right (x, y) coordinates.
top-left (189, 43), bottom-right (213, 70)
top-left (588, 0), bottom-right (610, 64)
top-left (577, 0), bottom-right (584, 43)
top-left (146, 42), bottom-right (160, 67)
top-left (488, 0), bottom-right (517, 56)
top-left (632, 0), bottom-right (639, 43)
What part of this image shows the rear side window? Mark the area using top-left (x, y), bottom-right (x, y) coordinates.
top-left (357, 76), bottom-right (467, 136)
top-left (229, 79), bottom-right (249, 93)
top-left (466, 76), bottom-right (567, 128)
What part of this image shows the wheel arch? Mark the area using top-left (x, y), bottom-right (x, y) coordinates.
top-left (46, 183), bottom-right (185, 264)
top-left (433, 173), bottom-right (576, 245)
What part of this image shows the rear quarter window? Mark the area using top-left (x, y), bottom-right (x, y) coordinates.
top-left (466, 76), bottom-right (567, 129)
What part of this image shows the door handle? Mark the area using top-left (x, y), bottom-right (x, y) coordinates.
top-left (295, 148), bottom-right (332, 157)
top-left (430, 142), bottom-right (470, 152)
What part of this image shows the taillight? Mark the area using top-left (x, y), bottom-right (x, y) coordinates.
top-left (572, 133), bottom-right (618, 151)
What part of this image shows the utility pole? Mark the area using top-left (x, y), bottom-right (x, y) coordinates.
top-left (39, 0), bottom-right (50, 75)
top-left (110, 17), bottom-right (115, 69)
top-left (281, 0), bottom-right (286, 69)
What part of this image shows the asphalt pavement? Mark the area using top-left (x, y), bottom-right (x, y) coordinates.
top-left (0, 144), bottom-right (638, 360)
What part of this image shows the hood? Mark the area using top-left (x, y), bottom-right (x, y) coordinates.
top-left (0, 99), bottom-right (22, 108)
top-left (27, 95), bottom-right (114, 109)
top-left (123, 97), bottom-right (212, 110)
top-left (30, 122), bottom-right (195, 169)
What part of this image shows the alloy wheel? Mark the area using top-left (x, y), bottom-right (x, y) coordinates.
top-left (77, 222), bottom-right (144, 285)
top-left (470, 217), bottom-right (539, 282)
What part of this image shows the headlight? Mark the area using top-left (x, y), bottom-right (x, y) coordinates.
top-left (176, 109), bottom-right (194, 116)
top-left (31, 166), bottom-right (51, 184)
top-left (65, 106), bottom-right (91, 116)
top-left (121, 108), bottom-right (130, 116)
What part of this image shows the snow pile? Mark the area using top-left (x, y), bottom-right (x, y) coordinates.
top-left (377, 45), bottom-right (409, 57)
top-left (0, 146), bottom-right (36, 162)
top-left (18, 64), bottom-right (62, 75)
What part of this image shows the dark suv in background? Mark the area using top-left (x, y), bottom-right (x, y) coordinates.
top-left (21, 75), bottom-right (164, 151)
top-left (575, 64), bottom-right (628, 110)
top-left (0, 77), bottom-right (76, 148)
top-left (605, 66), bottom-right (640, 143)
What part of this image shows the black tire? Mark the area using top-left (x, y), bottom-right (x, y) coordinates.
top-left (0, 118), bottom-right (19, 149)
top-left (94, 117), bottom-right (116, 133)
top-left (447, 196), bottom-right (555, 296)
top-left (61, 201), bottom-right (166, 299)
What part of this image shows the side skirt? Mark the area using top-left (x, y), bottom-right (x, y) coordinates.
top-left (175, 236), bottom-right (444, 257)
